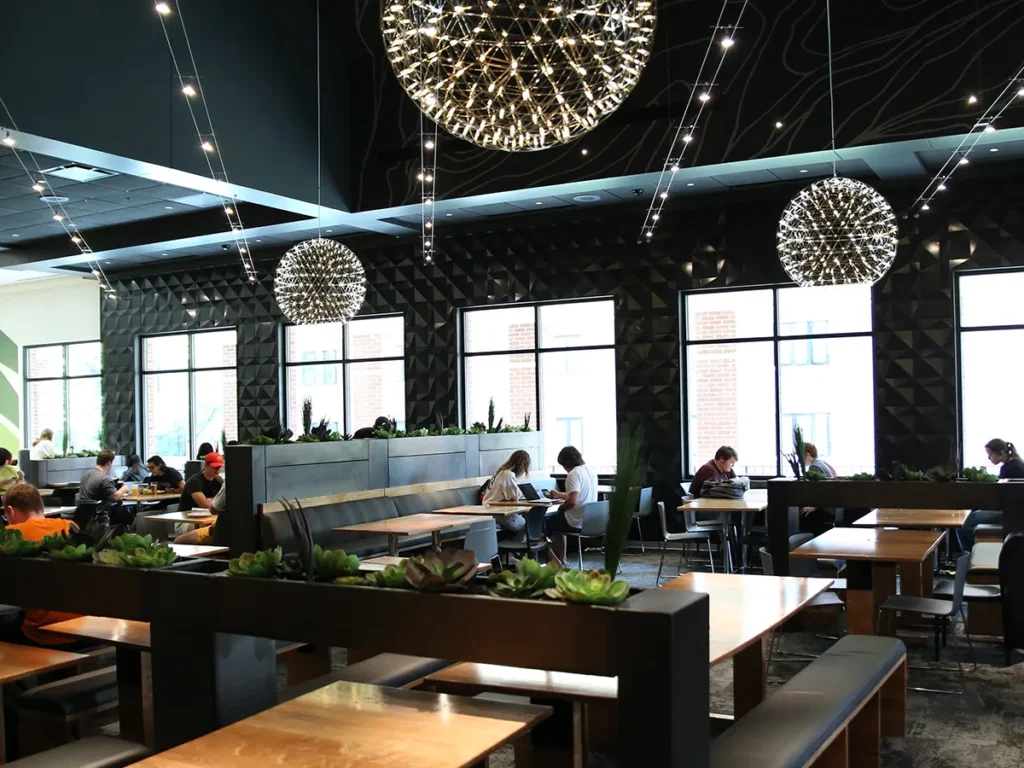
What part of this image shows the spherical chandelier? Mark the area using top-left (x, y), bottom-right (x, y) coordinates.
top-left (274, 238), bottom-right (367, 325)
top-left (776, 177), bottom-right (898, 287)
top-left (381, 1), bottom-right (657, 151)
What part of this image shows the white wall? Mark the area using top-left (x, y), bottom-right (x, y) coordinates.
top-left (0, 276), bottom-right (100, 451)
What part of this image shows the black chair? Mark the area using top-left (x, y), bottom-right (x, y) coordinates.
top-left (497, 506), bottom-right (548, 566)
top-left (1000, 532), bottom-right (1024, 666)
top-left (633, 487), bottom-right (654, 553)
top-left (71, 501), bottom-right (102, 530)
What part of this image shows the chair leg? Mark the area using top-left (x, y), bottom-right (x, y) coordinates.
top-left (577, 537), bottom-right (584, 570)
top-left (708, 540), bottom-right (715, 573)
top-left (959, 606), bottom-right (978, 672)
top-left (637, 518), bottom-right (645, 553)
top-left (949, 617), bottom-right (966, 693)
top-left (656, 542), bottom-right (666, 584)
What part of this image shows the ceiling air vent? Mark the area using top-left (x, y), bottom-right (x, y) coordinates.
top-left (40, 163), bottom-right (119, 183)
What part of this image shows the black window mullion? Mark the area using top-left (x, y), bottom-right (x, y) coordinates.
top-left (772, 290), bottom-right (782, 478)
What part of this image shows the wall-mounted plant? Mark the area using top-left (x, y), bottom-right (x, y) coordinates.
top-left (301, 397), bottom-right (314, 436)
top-left (544, 568), bottom-right (630, 606)
top-left (406, 550), bottom-right (478, 592)
top-left (366, 559), bottom-right (411, 588)
top-left (489, 557), bottom-right (557, 599)
top-left (0, 529), bottom-right (46, 557)
top-left (963, 466), bottom-right (998, 483)
top-left (227, 547), bottom-right (283, 578)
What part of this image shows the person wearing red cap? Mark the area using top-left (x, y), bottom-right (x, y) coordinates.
top-left (178, 451), bottom-right (225, 513)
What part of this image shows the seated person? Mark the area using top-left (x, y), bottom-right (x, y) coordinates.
top-left (800, 442), bottom-right (837, 536)
top-left (77, 449), bottom-right (132, 527)
top-left (688, 446), bottom-right (738, 499)
top-left (173, 481), bottom-right (226, 546)
top-left (146, 455), bottom-right (185, 492)
top-left (0, 448), bottom-right (25, 494)
top-left (961, 438), bottom-right (1024, 549)
top-left (30, 429), bottom-right (57, 460)
top-left (120, 453), bottom-right (150, 483)
top-left (179, 452), bottom-right (225, 512)
top-left (482, 450), bottom-right (531, 537)
top-left (2, 484), bottom-right (85, 647)
top-left (546, 446), bottom-right (598, 567)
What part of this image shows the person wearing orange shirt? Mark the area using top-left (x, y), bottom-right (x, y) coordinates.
top-left (3, 484), bottom-right (84, 647)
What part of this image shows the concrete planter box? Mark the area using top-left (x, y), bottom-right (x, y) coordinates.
top-left (19, 452), bottom-right (126, 487)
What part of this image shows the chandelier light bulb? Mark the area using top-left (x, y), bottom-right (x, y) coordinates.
top-left (698, 92), bottom-right (710, 102)
top-left (720, 36), bottom-right (735, 48)
top-left (382, 0), bottom-right (657, 151)
top-left (275, 238), bottom-right (366, 325)
top-left (776, 176), bottom-right (898, 287)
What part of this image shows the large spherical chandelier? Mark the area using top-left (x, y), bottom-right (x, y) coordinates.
top-left (274, 239), bottom-right (367, 325)
top-left (381, 1), bottom-right (657, 151)
top-left (776, 177), bottom-right (898, 287)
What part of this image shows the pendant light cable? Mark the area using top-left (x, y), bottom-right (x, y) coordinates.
top-left (826, 0), bottom-right (837, 176)
top-left (316, 0), bottom-right (322, 238)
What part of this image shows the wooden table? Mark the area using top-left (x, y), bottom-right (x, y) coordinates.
top-left (131, 680), bottom-right (551, 768)
top-left (852, 508), bottom-right (970, 528)
top-left (335, 513), bottom-right (480, 556)
top-left (0, 640), bottom-right (87, 764)
top-left (790, 527), bottom-right (945, 635)
top-left (169, 544), bottom-right (228, 558)
top-left (678, 490), bottom-right (769, 572)
top-left (144, 510), bottom-right (217, 526)
top-left (359, 555), bottom-right (491, 573)
top-left (662, 572), bottom-right (833, 719)
top-left (487, 499), bottom-right (557, 507)
top-left (42, 506), bottom-right (76, 518)
top-left (39, 616), bottom-right (153, 749)
top-left (433, 504), bottom-right (534, 516)
top-left (123, 491), bottom-right (181, 503)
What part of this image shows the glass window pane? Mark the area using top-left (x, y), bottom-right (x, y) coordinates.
top-left (961, 329), bottom-right (1024, 469)
top-left (192, 330), bottom-right (237, 369)
top-left (959, 273), bottom-right (1024, 329)
top-left (777, 285), bottom-right (871, 336)
top-left (143, 335), bottom-right (189, 372)
top-left (27, 346), bottom-right (64, 379)
top-left (27, 380), bottom-right (65, 453)
top-left (285, 365), bottom-right (345, 435)
top-left (464, 307), bottom-right (536, 353)
top-left (192, 369), bottom-right (238, 453)
top-left (778, 336), bottom-right (875, 475)
top-left (67, 342), bottom-right (102, 376)
top-left (540, 348), bottom-right (617, 470)
top-left (465, 354), bottom-right (537, 430)
top-left (538, 301), bottom-right (614, 348)
top-left (68, 378), bottom-right (103, 452)
top-left (285, 323), bottom-right (344, 363)
top-left (686, 341), bottom-right (777, 476)
top-left (347, 316), bottom-right (404, 360)
top-left (347, 360), bottom-right (406, 433)
top-left (144, 372), bottom-right (190, 469)
top-left (685, 289), bottom-right (774, 341)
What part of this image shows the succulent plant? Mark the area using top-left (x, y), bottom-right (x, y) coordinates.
top-left (249, 435), bottom-right (274, 445)
top-left (312, 545), bottom-right (360, 581)
top-left (964, 466), bottom-right (998, 483)
top-left (0, 529), bottom-right (46, 557)
top-left (311, 417), bottom-right (334, 442)
top-left (302, 397), bottom-right (314, 436)
top-left (43, 534), bottom-right (96, 561)
top-left (805, 467), bottom-right (827, 481)
top-left (926, 463), bottom-right (958, 482)
top-left (366, 559), bottom-right (411, 588)
top-left (489, 557), bottom-right (558, 599)
top-left (93, 543), bottom-right (177, 568)
top-left (333, 575), bottom-right (367, 586)
top-left (227, 547), bottom-right (283, 578)
top-left (406, 550), bottom-right (479, 592)
top-left (296, 434), bottom-right (320, 443)
top-left (545, 568), bottom-right (630, 606)
top-left (108, 533), bottom-right (154, 552)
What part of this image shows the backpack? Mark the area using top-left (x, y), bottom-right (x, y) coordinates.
top-left (701, 477), bottom-right (750, 499)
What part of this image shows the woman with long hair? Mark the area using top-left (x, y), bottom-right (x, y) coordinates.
top-left (29, 429), bottom-right (56, 460)
top-left (961, 437), bottom-right (1024, 549)
top-left (483, 449), bottom-right (532, 535)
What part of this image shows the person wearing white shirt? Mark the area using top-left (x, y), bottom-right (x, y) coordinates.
top-left (546, 446), bottom-right (598, 567)
top-left (482, 450), bottom-right (530, 536)
top-left (29, 429), bottom-right (56, 460)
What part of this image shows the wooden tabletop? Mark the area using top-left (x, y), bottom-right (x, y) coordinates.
top-left (678, 488), bottom-right (768, 513)
top-left (43, 506), bottom-right (76, 518)
top-left (38, 488), bottom-right (53, 497)
top-left (852, 508), bottom-right (971, 528)
top-left (335, 513), bottom-right (480, 537)
top-left (40, 617), bottom-right (151, 649)
top-left (487, 499), bottom-right (557, 507)
top-left (131, 680), bottom-right (551, 768)
top-left (433, 504), bottom-right (533, 516)
top-left (426, 662), bottom-right (617, 702)
top-left (0, 641), bottom-right (87, 684)
top-left (145, 510), bottom-right (217, 525)
top-left (124, 491), bottom-right (184, 504)
top-left (790, 527), bottom-right (945, 563)
top-left (169, 544), bottom-right (229, 558)
top-left (359, 555), bottom-right (491, 573)
top-left (661, 572), bottom-right (834, 665)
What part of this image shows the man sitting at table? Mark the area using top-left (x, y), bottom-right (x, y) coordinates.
top-left (77, 449), bottom-right (132, 526)
top-left (688, 446), bottom-right (738, 498)
top-left (546, 446), bottom-right (598, 567)
top-left (179, 452), bottom-right (224, 513)
top-left (146, 455), bottom-right (185, 492)
top-left (1, 484), bottom-right (85, 647)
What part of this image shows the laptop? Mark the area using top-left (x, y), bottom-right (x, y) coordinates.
top-left (518, 483), bottom-right (556, 504)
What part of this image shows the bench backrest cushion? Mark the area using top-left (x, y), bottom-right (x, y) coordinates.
top-left (392, 489), bottom-right (475, 517)
top-left (262, 496), bottom-right (399, 555)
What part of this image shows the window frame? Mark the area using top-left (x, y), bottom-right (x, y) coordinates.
top-left (680, 284), bottom-right (874, 479)
top-left (280, 313), bottom-right (406, 435)
top-left (23, 340), bottom-right (103, 450)
top-left (139, 328), bottom-right (238, 462)
top-left (458, 297), bottom-right (616, 429)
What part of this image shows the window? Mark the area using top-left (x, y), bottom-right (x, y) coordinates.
top-left (683, 285), bottom-right (874, 477)
top-left (461, 299), bottom-right (617, 469)
top-left (957, 270), bottom-right (1024, 469)
top-left (283, 315), bottom-right (406, 435)
top-left (24, 342), bottom-right (103, 454)
top-left (141, 330), bottom-right (238, 469)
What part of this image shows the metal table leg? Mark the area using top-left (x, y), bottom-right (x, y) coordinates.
top-left (388, 535), bottom-right (399, 556)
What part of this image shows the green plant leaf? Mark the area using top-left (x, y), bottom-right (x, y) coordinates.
top-left (545, 568), bottom-right (630, 606)
top-left (366, 560), bottom-right (410, 588)
top-left (227, 546), bottom-right (283, 578)
top-left (605, 427), bottom-right (646, 576)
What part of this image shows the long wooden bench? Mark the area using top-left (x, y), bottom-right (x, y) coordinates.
top-left (710, 635), bottom-right (906, 768)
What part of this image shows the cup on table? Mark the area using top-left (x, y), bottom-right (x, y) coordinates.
top-left (131, 485), bottom-right (139, 498)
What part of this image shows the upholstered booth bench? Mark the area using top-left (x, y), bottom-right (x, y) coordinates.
top-left (3, 736), bottom-right (148, 767)
top-left (710, 635), bottom-right (906, 768)
top-left (279, 653), bottom-right (453, 703)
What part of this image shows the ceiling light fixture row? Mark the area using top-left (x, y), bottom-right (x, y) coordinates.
top-left (381, 0), bottom-right (657, 152)
top-left (909, 65), bottom-right (1024, 216)
top-left (638, 0), bottom-right (749, 242)
top-left (0, 120), bottom-right (116, 296)
top-left (153, 2), bottom-right (258, 283)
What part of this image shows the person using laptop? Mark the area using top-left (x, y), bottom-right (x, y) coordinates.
top-left (482, 450), bottom-right (531, 536)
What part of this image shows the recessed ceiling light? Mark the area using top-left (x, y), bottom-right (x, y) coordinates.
top-left (164, 206), bottom-right (173, 210)
top-left (52, 214), bottom-right (64, 222)
top-left (581, 148), bottom-right (588, 156)
top-left (990, 147), bottom-right (999, 152)
top-left (799, 169), bottom-right (808, 173)
top-left (720, 36), bottom-right (734, 48)
top-left (326, 229), bottom-right (333, 233)
top-left (698, 92), bottom-right (710, 102)
top-left (571, 194), bottom-right (601, 203)
top-left (967, 94), bottom-right (977, 105)
top-left (11, 234), bottom-right (18, 237)
top-left (535, 201), bottom-right (543, 205)
top-left (445, 212), bottom-right (453, 216)
top-left (39, 195), bottom-right (69, 204)
top-left (32, 183), bottom-right (44, 193)
top-left (686, 182), bottom-right (695, 187)
top-left (255, 239), bottom-right (262, 242)
top-left (104, 261), bottom-right (111, 265)
top-left (201, 140), bottom-right (214, 152)
top-left (161, 252), bottom-right (167, 256)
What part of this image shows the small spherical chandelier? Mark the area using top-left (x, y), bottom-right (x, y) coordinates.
top-left (381, 1), bottom-right (657, 151)
top-left (274, 238), bottom-right (367, 325)
top-left (776, 177), bottom-right (898, 287)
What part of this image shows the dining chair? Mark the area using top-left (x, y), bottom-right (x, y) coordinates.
top-left (656, 502), bottom-right (720, 582)
top-left (565, 501), bottom-right (610, 570)
top-left (496, 506), bottom-right (548, 566)
top-left (633, 487), bottom-right (654, 553)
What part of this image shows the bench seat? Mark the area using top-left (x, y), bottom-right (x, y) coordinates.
top-left (711, 635), bottom-right (906, 768)
top-left (5, 736), bottom-right (148, 767)
top-left (280, 653), bottom-right (452, 703)
top-left (17, 667), bottom-right (118, 717)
